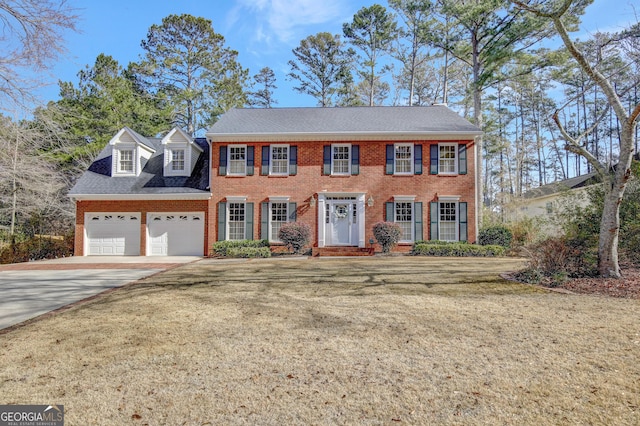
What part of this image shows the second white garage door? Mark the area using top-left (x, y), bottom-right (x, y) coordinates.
top-left (147, 213), bottom-right (205, 256)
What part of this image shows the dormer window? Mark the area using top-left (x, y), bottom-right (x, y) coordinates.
top-left (109, 127), bottom-right (155, 177)
top-left (171, 149), bottom-right (185, 172)
top-left (161, 127), bottom-right (203, 177)
top-left (118, 149), bottom-right (134, 173)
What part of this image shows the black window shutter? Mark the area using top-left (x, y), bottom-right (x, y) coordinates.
top-left (459, 202), bottom-right (468, 242)
top-left (245, 203), bottom-right (254, 240)
top-left (351, 145), bottom-right (359, 175)
top-left (430, 145), bottom-right (438, 175)
top-left (385, 144), bottom-right (394, 175)
top-left (219, 146), bottom-right (227, 176)
top-left (288, 202), bottom-right (297, 221)
top-left (246, 146), bottom-right (254, 176)
top-left (261, 202), bottom-right (269, 240)
top-left (290, 146), bottom-right (298, 175)
top-left (414, 144), bottom-right (423, 175)
top-left (261, 146), bottom-right (270, 175)
top-left (323, 146), bottom-right (331, 175)
top-left (458, 144), bottom-right (467, 175)
top-left (430, 201), bottom-right (438, 240)
top-left (218, 202), bottom-right (227, 241)
top-left (414, 202), bottom-right (423, 241)
top-left (385, 201), bottom-right (394, 222)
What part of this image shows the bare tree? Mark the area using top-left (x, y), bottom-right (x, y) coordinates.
top-left (514, 0), bottom-right (640, 278)
top-left (0, 0), bottom-right (78, 106)
top-left (0, 114), bottom-right (71, 236)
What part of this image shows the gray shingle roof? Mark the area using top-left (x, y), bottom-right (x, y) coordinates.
top-left (206, 106), bottom-right (482, 141)
top-left (122, 126), bottom-right (156, 151)
top-left (69, 138), bottom-right (209, 197)
top-left (523, 172), bottom-right (599, 199)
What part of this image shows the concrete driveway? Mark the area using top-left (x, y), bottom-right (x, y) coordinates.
top-left (0, 256), bottom-right (200, 331)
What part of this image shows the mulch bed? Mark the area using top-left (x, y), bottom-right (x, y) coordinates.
top-left (555, 268), bottom-right (640, 299)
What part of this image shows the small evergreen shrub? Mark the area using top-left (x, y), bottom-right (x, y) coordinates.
top-left (478, 226), bottom-right (513, 248)
top-left (373, 222), bottom-right (403, 253)
top-left (0, 236), bottom-right (73, 264)
top-left (226, 247), bottom-right (271, 258)
top-left (212, 240), bottom-right (269, 257)
top-left (412, 242), bottom-right (504, 257)
top-left (278, 222), bottom-right (311, 254)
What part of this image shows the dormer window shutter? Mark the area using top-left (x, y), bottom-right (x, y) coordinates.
top-left (219, 146), bottom-right (227, 176)
top-left (289, 146), bottom-right (298, 175)
top-left (261, 146), bottom-right (269, 175)
top-left (351, 145), bottom-right (359, 175)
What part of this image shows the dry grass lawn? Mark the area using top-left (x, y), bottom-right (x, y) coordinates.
top-left (1, 257), bottom-right (639, 425)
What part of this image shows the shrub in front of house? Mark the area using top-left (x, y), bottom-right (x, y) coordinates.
top-left (412, 241), bottom-right (505, 257)
top-left (226, 246), bottom-right (272, 258)
top-left (212, 240), bottom-right (270, 257)
top-left (0, 235), bottom-right (74, 264)
top-left (278, 222), bottom-right (311, 254)
top-left (478, 225), bottom-right (513, 248)
top-left (373, 222), bottom-right (403, 253)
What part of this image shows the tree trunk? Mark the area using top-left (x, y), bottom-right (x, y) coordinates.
top-left (598, 183), bottom-right (622, 277)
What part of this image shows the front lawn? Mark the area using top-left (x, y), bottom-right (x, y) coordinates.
top-left (1, 257), bottom-right (638, 425)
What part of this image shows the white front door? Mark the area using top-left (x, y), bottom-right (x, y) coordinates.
top-left (317, 194), bottom-right (366, 248)
top-left (330, 203), bottom-right (353, 245)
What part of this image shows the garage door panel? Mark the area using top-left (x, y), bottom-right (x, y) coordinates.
top-left (85, 213), bottom-right (140, 256)
top-left (148, 213), bottom-right (204, 256)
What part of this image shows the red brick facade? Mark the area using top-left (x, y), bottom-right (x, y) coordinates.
top-left (209, 139), bottom-right (477, 250)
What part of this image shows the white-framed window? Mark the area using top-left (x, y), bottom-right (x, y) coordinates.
top-left (439, 143), bottom-right (457, 174)
top-left (118, 149), bottom-right (134, 173)
top-left (439, 201), bottom-right (458, 241)
top-left (394, 143), bottom-right (413, 174)
top-left (228, 145), bottom-right (247, 175)
top-left (171, 149), bottom-right (185, 171)
top-left (269, 202), bottom-right (289, 242)
top-left (332, 144), bottom-right (351, 175)
top-left (227, 202), bottom-right (246, 240)
top-left (270, 145), bottom-right (289, 175)
top-left (395, 201), bottom-right (414, 242)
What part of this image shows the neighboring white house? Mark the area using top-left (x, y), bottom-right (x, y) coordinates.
top-left (507, 173), bottom-right (599, 234)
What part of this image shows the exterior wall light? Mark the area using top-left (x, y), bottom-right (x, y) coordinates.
top-left (367, 195), bottom-right (374, 207)
top-left (310, 194), bottom-right (317, 207)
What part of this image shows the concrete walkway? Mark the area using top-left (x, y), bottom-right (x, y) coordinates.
top-left (0, 256), bottom-right (201, 330)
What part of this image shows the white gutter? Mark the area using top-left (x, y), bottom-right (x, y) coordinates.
top-left (69, 193), bottom-right (212, 201)
top-left (206, 130), bottom-right (483, 143)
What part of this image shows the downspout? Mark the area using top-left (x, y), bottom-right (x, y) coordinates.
top-left (474, 135), bottom-right (481, 243)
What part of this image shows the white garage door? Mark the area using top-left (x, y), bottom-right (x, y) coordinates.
top-left (147, 213), bottom-right (204, 256)
top-left (85, 213), bottom-right (141, 255)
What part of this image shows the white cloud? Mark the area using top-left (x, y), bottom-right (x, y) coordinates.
top-left (233, 0), bottom-right (348, 46)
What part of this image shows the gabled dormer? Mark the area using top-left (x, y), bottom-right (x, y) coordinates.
top-left (110, 127), bottom-right (155, 177)
top-left (161, 127), bottom-right (204, 177)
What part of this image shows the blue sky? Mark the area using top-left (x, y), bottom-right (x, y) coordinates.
top-left (38, 0), bottom-right (638, 108)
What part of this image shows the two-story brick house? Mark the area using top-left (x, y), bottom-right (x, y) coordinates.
top-left (70, 105), bottom-right (481, 256)
top-left (206, 106), bottom-right (482, 253)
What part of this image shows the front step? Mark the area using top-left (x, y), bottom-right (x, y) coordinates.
top-left (312, 247), bottom-right (375, 257)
